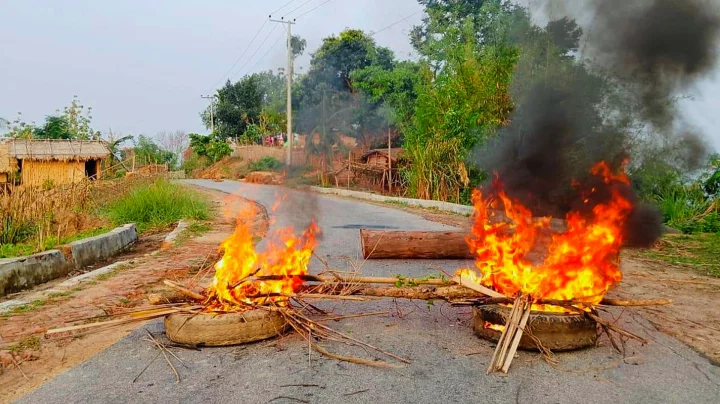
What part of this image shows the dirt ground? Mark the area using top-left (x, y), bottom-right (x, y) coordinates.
top-left (0, 186), bottom-right (266, 403)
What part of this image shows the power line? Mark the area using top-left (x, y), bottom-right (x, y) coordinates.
top-left (229, 25), bottom-right (279, 80)
top-left (210, 20), bottom-right (269, 89)
top-left (270, 0), bottom-right (297, 16)
top-left (247, 31), bottom-right (285, 73)
top-left (294, 0), bottom-right (336, 19)
top-left (370, 11), bottom-right (421, 37)
top-left (282, 0), bottom-right (315, 18)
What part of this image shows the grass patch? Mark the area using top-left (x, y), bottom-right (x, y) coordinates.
top-left (47, 291), bottom-right (73, 299)
top-left (639, 233), bottom-right (720, 277)
top-left (0, 227), bottom-right (111, 259)
top-left (104, 178), bottom-right (210, 232)
top-left (8, 335), bottom-right (42, 353)
top-left (5, 299), bottom-right (46, 316)
top-left (248, 156), bottom-right (283, 172)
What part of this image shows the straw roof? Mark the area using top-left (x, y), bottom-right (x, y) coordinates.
top-left (4, 139), bottom-right (110, 162)
top-left (361, 148), bottom-right (406, 163)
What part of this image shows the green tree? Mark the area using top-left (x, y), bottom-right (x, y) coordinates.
top-left (204, 75), bottom-right (264, 139)
top-left (188, 133), bottom-right (232, 163)
top-left (133, 135), bottom-right (178, 168)
top-left (34, 116), bottom-right (74, 139)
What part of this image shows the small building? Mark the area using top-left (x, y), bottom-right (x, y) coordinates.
top-left (360, 148), bottom-right (406, 169)
top-left (0, 139), bottom-right (110, 187)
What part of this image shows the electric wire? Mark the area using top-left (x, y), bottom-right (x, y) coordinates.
top-left (210, 20), bottom-right (269, 89)
top-left (370, 11), bottom-right (421, 36)
top-left (294, 0), bottom-right (336, 19)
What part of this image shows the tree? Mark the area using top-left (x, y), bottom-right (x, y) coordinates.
top-left (133, 135), bottom-right (177, 168)
top-left (34, 116), bottom-right (74, 139)
top-left (156, 131), bottom-right (189, 163)
top-left (62, 95), bottom-right (100, 140)
top-left (203, 75), bottom-right (264, 139)
top-left (103, 129), bottom-right (133, 175)
top-left (296, 29), bottom-right (397, 148)
top-left (188, 133), bottom-right (232, 163)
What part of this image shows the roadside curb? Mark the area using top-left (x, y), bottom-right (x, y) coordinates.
top-left (308, 186), bottom-right (474, 215)
top-left (161, 220), bottom-right (190, 249)
top-left (0, 224), bottom-right (138, 297)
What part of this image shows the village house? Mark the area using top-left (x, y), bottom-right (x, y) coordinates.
top-left (0, 139), bottom-right (110, 188)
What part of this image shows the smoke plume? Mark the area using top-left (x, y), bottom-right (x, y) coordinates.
top-left (476, 0), bottom-right (720, 246)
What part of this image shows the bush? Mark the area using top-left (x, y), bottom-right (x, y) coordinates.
top-left (104, 178), bottom-right (210, 231)
top-left (248, 156), bottom-right (283, 172)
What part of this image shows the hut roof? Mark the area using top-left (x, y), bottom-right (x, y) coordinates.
top-left (3, 139), bottom-right (110, 162)
top-left (360, 148), bottom-right (405, 163)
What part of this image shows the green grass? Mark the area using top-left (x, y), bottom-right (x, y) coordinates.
top-left (8, 335), bottom-right (41, 353)
top-left (3, 299), bottom-right (46, 316)
top-left (103, 178), bottom-right (210, 232)
top-left (248, 156), bottom-right (283, 172)
top-left (639, 233), bottom-right (720, 277)
top-left (0, 227), bottom-right (111, 259)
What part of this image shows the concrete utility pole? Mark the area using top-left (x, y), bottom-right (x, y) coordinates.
top-left (270, 16), bottom-right (296, 168)
top-left (201, 95), bottom-right (215, 133)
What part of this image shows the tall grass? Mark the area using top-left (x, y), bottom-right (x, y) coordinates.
top-left (404, 138), bottom-right (469, 203)
top-left (0, 181), bottom-right (95, 248)
top-left (103, 177), bottom-right (210, 231)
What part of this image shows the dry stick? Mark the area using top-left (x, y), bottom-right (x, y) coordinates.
top-left (493, 296), bottom-right (524, 372)
top-left (502, 299), bottom-right (533, 373)
top-left (487, 297), bottom-right (522, 374)
top-left (599, 298), bottom-right (672, 307)
top-left (133, 350), bottom-right (163, 383)
top-left (146, 330), bottom-right (180, 383)
top-left (569, 308), bottom-right (648, 344)
top-left (292, 311), bottom-right (411, 364)
top-left (316, 311), bottom-right (390, 322)
top-left (311, 344), bottom-right (401, 369)
top-left (12, 356), bottom-right (30, 380)
top-left (163, 280), bottom-right (204, 301)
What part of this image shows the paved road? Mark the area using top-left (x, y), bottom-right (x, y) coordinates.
top-left (20, 180), bottom-right (720, 404)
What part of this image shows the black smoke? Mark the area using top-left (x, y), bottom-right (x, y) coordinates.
top-left (475, 0), bottom-right (720, 247)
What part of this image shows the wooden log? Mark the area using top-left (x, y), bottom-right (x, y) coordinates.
top-left (361, 226), bottom-right (640, 260)
top-left (360, 229), bottom-right (473, 259)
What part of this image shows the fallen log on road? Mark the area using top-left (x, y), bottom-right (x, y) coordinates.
top-left (360, 229), bottom-right (473, 259)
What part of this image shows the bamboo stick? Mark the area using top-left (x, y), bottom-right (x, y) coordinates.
top-left (163, 280), bottom-right (205, 301)
top-left (502, 299), bottom-right (532, 373)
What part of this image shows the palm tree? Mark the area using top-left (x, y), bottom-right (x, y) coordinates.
top-left (103, 129), bottom-right (134, 175)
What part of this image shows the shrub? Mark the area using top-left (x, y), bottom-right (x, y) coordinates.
top-left (104, 178), bottom-right (210, 231)
top-left (248, 156), bottom-right (283, 172)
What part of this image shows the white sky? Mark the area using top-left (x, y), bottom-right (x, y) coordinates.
top-left (1, 0), bottom-right (718, 151)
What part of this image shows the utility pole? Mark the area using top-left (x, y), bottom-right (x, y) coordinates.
top-left (269, 16), bottom-right (296, 168)
top-left (201, 95), bottom-right (215, 133)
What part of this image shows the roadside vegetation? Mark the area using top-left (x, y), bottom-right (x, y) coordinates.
top-left (103, 177), bottom-right (210, 232)
top-left (0, 177), bottom-right (210, 258)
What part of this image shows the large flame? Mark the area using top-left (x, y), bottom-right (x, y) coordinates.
top-left (458, 162), bottom-right (631, 310)
top-left (206, 205), bottom-right (318, 311)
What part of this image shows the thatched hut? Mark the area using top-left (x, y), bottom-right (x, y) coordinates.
top-left (0, 139), bottom-right (110, 187)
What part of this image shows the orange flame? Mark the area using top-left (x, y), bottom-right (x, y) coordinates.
top-left (458, 162), bottom-right (631, 310)
top-left (206, 205), bottom-right (318, 311)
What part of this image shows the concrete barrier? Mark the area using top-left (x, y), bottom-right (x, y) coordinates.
top-left (0, 224), bottom-right (138, 296)
top-left (0, 250), bottom-right (71, 296)
top-left (67, 224), bottom-right (138, 269)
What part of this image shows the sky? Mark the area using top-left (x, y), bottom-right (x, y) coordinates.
top-left (1, 0), bottom-right (719, 152)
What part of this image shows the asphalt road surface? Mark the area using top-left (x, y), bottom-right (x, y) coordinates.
top-left (19, 180), bottom-right (720, 404)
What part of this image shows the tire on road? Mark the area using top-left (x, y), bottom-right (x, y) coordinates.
top-left (165, 310), bottom-right (288, 346)
top-left (473, 305), bottom-right (598, 351)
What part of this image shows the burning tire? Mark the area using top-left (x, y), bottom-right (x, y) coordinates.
top-left (472, 305), bottom-right (597, 351)
top-left (165, 310), bottom-right (288, 346)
